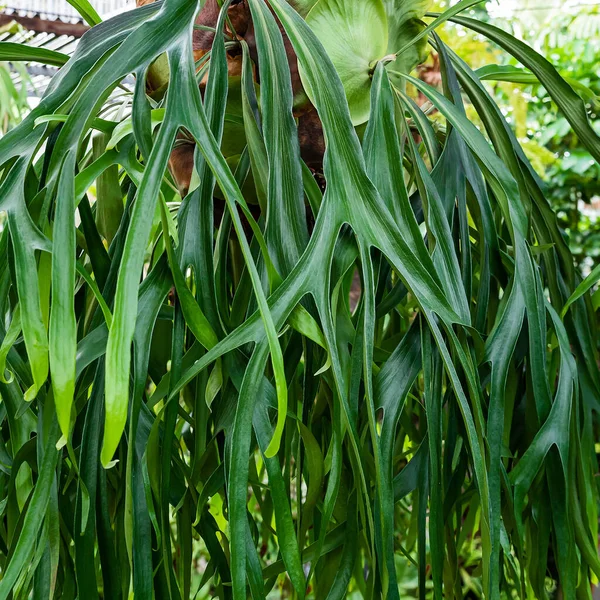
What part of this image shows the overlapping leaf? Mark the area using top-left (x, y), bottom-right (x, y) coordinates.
top-left (0, 0), bottom-right (597, 599)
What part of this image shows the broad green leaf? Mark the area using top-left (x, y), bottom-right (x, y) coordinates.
top-left (304, 0), bottom-right (389, 125)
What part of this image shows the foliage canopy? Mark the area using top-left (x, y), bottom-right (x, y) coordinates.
top-left (0, 0), bottom-right (599, 598)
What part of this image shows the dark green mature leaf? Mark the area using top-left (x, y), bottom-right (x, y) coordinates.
top-left (447, 14), bottom-right (600, 163)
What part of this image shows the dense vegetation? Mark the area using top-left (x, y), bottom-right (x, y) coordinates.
top-left (471, 1), bottom-right (600, 274)
top-left (0, 0), bottom-right (599, 598)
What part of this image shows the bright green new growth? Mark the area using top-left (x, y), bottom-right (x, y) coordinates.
top-left (0, 0), bottom-right (599, 598)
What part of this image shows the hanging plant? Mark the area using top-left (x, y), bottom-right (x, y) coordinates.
top-left (0, 0), bottom-right (599, 598)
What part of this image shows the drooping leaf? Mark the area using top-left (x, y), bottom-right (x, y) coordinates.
top-left (0, 0), bottom-right (596, 598)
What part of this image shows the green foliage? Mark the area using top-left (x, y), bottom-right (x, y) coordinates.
top-left (304, 0), bottom-right (389, 125)
top-left (0, 24), bottom-right (35, 136)
top-left (0, 1), bottom-right (599, 599)
top-left (465, 2), bottom-right (600, 270)
top-left (521, 6), bottom-right (600, 269)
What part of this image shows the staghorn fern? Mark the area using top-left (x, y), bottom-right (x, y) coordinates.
top-left (0, 0), bottom-right (599, 598)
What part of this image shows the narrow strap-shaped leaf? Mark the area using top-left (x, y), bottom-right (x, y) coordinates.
top-left (50, 153), bottom-right (78, 440)
top-left (421, 324), bottom-right (444, 599)
top-left (363, 64), bottom-right (435, 265)
top-left (0, 43), bottom-right (69, 67)
top-left (178, 0), bottom-right (230, 334)
top-left (168, 39), bottom-right (292, 476)
top-left (66, 0), bottom-right (102, 27)
top-left (103, 117), bottom-right (178, 466)
top-left (0, 419), bottom-right (59, 600)
top-left (324, 490), bottom-right (358, 600)
top-left (228, 344), bottom-right (270, 599)
top-left (248, 0), bottom-right (308, 275)
top-left (394, 0), bottom-right (484, 58)
top-left (253, 403), bottom-right (306, 598)
top-left (561, 262), bottom-right (600, 319)
top-left (484, 283), bottom-right (525, 600)
top-left (447, 14), bottom-right (600, 164)
top-left (0, 304), bottom-right (21, 385)
top-left (248, 0), bottom-right (308, 458)
top-left (1, 161), bottom-right (50, 401)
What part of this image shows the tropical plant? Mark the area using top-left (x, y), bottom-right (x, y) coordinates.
top-left (0, 0), bottom-right (599, 598)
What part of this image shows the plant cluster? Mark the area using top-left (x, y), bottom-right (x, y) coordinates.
top-left (0, 0), bottom-right (599, 598)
